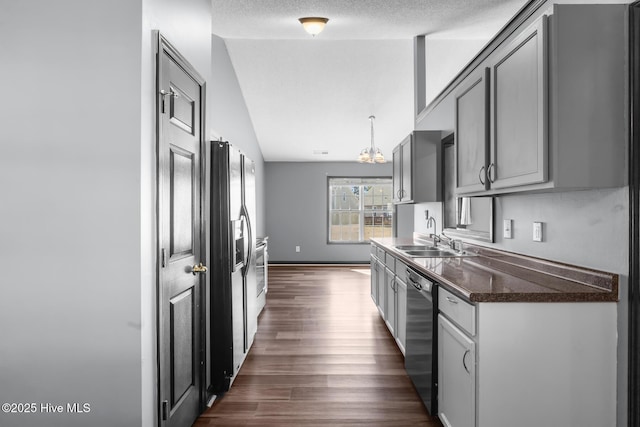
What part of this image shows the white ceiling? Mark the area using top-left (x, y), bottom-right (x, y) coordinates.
top-left (211, 0), bottom-right (529, 162)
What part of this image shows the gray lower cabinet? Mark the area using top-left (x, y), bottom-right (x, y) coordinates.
top-left (438, 314), bottom-right (476, 427)
top-left (370, 254), bottom-right (379, 305)
top-left (384, 267), bottom-right (396, 336)
top-left (437, 286), bottom-right (616, 427)
top-left (376, 258), bottom-right (386, 319)
top-left (394, 274), bottom-right (407, 355)
top-left (370, 244), bottom-right (407, 355)
top-left (438, 287), bottom-right (477, 427)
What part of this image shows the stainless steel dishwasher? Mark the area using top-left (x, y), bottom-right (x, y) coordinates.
top-left (405, 266), bottom-right (438, 415)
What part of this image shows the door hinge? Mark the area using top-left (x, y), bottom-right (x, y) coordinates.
top-left (162, 400), bottom-right (169, 421)
top-left (162, 248), bottom-right (167, 268)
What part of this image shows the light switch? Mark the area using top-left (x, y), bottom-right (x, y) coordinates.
top-left (533, 222), bottom-right (543, 242)
top-left (503, 219), bottom-right (513, 239)
top-left (295, 245), bottom-right (301, 253)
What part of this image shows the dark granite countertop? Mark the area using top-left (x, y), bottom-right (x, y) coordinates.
top-left (371, 237), bottom-right (618, 303)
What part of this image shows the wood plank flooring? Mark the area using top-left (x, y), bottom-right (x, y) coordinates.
top-left (195, 265), bottom-right (442, 426)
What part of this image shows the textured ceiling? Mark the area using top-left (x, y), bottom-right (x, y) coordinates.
top-left (211, 0), bottom-right (529, 161)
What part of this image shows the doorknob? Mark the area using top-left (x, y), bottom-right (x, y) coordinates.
top-left (192, 263), bottom-right (208, 275)
top-left (159, 89), bottom-right (180, 98)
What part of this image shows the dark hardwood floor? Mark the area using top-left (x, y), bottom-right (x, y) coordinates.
top-left (195, 265), bottom-right (442, 426)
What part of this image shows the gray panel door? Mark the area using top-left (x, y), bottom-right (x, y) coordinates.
top-left (158, 37), bottom-right (205, 427)
top-left (392, 145), bottom-right (402, 203)
top-left (455, 68), bottom-right (489, 194)
top-left (490, 16), bottom-right (547, 189)
top-left (401, 138), bottom-right (413, 202)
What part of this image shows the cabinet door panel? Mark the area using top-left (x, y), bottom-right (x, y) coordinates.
top-left (385, 267), bottom-right (396, 336)
top-left (490, 16), bottom-right (547, 189)
top-left (392, 145), bottom-right (402, 203)
top-left (395, 276), bottom-right (407, 355)
top-left (438, 314), bottom-right (475, 427)
top-left (376, 259), bottom-right (386, 318)
top-left (401, 138), bottom-right (413, 201)
top-left (455, 69), bottom-right (489, 194)
top-left (370, 255), bottom-right (378, 305)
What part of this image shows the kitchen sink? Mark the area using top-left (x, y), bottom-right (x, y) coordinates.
top-left (403, 249), bottom-right (465, 257)
top-left (393, 243), bottom-right (475, 257)
top-left (394, 245), bottom-right (438, 251)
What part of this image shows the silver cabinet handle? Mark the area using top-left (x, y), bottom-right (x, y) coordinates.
top-left (446, 296), bottom-right (458, 304)
top-left (463, 349), bottom-right (471, 374)
top-left (478, 166), bottom-right (485, 185)
top-left (487, 162), bottom-right (495, 183)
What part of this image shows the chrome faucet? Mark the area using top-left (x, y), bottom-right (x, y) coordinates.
top-left (440, 233), bottom-right (464, 253)
top-left (425, 213), bottom-right (438, 246)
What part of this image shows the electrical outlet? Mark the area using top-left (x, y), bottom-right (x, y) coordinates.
top-left (503, 219), bottom-right (513, 239)
top-left (295, 245), bottom-right (301, 253)
top-left (533, 222), bottom-right (543, 242)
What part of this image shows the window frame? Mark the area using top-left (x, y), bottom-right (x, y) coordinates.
top-left (327, 176), bottom-right (393, 244)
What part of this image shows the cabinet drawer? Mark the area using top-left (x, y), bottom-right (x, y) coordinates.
top-left (439, 287), bottom-right (476, 336)
top-left (385, 253), bottom-right (395, 271)
top-left (370, 244), bottom-right (378, 258)
top-left (376, 247), bottom-right (386, 262)
top-left (395, 258), bottom-right (408, 277)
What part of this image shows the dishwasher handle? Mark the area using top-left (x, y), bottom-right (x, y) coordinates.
top-left (406, 269), bottom-right (422, 290)
top-left (406, 268), bottom-right (433, 293)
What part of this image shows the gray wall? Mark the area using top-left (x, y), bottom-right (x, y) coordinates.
top-left (265, 162), bottom-right (392, 262)
top-left (1, 2), bottom-right (142, 427)
top-left (1, 1), bottom-right (212, 426)
top-left (210, 34), bottom-right (265, 236)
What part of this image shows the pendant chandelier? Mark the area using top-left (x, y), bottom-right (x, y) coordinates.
top-left (358, 115), bottom-right (386, 163)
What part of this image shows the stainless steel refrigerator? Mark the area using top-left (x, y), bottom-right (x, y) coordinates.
top-left (209, 140), bottom-right (257, 392)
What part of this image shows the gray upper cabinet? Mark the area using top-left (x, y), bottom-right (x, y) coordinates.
top-left (392, 131), bottom-right (443, 204)
top-left (452, 5), bottom-right (625, 196)
top-left (401, 139), bottom-right (413, 201)
top-left (489, 16), bottom-right (547, 190)
top-left (392, 144), bottom-right (402, 203)
top-left (548, 4), bottom-right (626, 190)
top-left (455, 69), bottom-right (489, 194)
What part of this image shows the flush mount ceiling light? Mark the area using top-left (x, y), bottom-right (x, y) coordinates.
top-left (298, 17), bottom-right (329, 36)
top-left (358, 115), bottom-right (386, 164)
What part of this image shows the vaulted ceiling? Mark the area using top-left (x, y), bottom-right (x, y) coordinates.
top-left (211, 0), bottom-right (529, 161)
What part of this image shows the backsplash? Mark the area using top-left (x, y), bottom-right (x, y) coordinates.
top-left (413, 187), bottom-right (627, 274)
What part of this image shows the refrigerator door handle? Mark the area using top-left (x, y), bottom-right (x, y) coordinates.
top-left (231, 218), bottom-right (245, 273)
top-left (241, 205), bottom-right (253, 278)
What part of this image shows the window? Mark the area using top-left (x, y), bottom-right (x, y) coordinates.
top-left (328, 177), bottom-right (393, 243)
